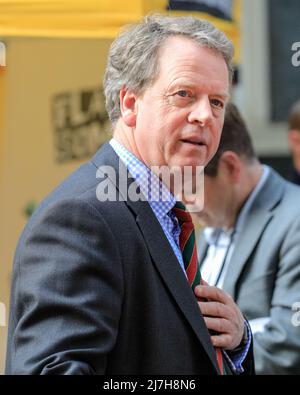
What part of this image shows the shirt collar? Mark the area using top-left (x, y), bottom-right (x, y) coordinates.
top-left (204, 227), bottom-right (234, 247)
top-left (109, 138), bottom-right (176, 218)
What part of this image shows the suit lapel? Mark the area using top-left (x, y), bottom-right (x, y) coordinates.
top-left (92, 143), bottom-right (220, 373)
top-left (222, 169), bottom-right (285, 297)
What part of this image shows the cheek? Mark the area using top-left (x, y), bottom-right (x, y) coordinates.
top-left (160, 121), bottom-right (181, 151)
top-left (213, 123), bottom-right (223, 145)
top-left (214, 115), bottom-right (225, 134)
top-left (206, 124), bottom-right (222, 158)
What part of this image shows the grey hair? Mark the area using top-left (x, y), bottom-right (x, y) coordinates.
top-left (103, 14), bottom-right (234, 126)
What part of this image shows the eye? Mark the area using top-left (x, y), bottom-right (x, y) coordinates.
top-left (176, 90), bottom-right (190, 98)
top-left (211, 98), bottom-right (224, 109)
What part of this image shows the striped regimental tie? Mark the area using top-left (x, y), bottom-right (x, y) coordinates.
top-left (173, 201), bottom-right (226, 375)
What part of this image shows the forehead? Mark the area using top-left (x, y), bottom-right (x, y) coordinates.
top-left (156, 36), bottom-right (229, 92)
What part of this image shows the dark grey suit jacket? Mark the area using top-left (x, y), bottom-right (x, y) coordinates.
top-left (5, 143), bottom-right (254, 375)
top-left (199, 168), bottom-right (300, 374)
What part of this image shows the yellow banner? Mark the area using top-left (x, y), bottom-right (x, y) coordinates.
top-left (0, 0), bottom-right (241, 62)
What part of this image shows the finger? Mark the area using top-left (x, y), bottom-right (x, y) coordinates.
top-left (194, 285), bottom-right (231, 304)
top-left (203, 316), bottom-right (232, 335)
top-left (210, 334), bottom-right (233, 349)
top-left (198, 301), bottom-right (232, 319)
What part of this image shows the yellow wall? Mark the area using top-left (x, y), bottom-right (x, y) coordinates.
top-left (0, 37), bottom-right (112, 374)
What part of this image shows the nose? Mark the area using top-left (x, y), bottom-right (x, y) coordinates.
top-left (188, 96), bottom-right (213, 126)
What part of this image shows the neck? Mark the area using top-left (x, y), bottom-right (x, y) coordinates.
top-left (113, 122), bottom-right (144, 163)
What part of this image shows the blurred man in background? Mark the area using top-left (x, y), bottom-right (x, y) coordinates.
top-left (196, 103), bottom-right (300, 374)
top-left (287, 99), bottom-right (300, 185)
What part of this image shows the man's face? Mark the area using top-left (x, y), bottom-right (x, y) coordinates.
top-left (195, 171), bottom-right (235, 228)
top-left (132, 36), bottom-right (230, 171)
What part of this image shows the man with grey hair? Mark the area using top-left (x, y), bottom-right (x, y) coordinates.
top-left (6, 14), bottom-right (254, 375)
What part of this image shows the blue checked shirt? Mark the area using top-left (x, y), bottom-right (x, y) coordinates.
top-left (109, 138), bottom-right (251, 374)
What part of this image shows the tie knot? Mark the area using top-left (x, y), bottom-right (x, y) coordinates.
top-left (173, 201), bottom-right (193, 224)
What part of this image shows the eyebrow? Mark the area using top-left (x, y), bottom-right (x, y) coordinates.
top-left (168, 82), bottom-right (230, 101)
top-left (217, 92), bottom-right (231, 102)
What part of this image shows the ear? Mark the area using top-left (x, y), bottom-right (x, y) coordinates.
top-left (119, 87), bottom-right (137, 127)
top-left (288, 130), bottom-right (300, 149)
top-left (219, 151), bottom-right (241, 183)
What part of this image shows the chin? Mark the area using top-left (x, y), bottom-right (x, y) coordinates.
top-left (180, 159), bottom-right (206, 169)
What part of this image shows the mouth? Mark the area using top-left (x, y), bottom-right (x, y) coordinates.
top-left (181, 139), bottom-right (206, 147)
